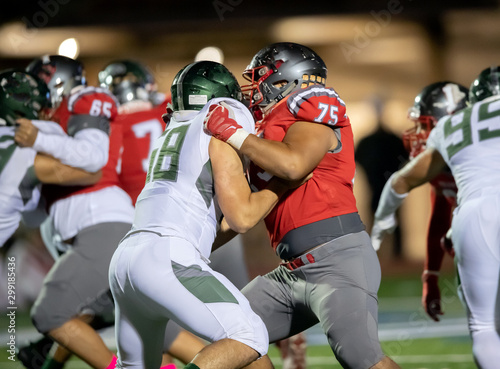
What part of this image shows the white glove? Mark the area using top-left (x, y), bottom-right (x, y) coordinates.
top-left (371, 213), bottom-right (397, 251)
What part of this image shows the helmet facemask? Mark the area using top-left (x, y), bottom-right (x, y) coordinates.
top-left (402, 114), bottom-right (436, 158)
top-left (403, 81), bottom-right (468, 159)
top-left (241, 43), bottom-right (327, 115)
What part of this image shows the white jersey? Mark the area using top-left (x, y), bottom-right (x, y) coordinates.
top-left (427, 95), bottom-right (500, 205)
top-left (0, 121), bottom-right (67, 246)
top-left (131, 97), bottom-right (255, 258)
top-left (0, 127), bottom-right (39, 246)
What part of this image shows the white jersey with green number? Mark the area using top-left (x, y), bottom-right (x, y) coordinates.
top-left (0, 126), bottom-right (39, 246)
top-left (131, 97), bottom-right (255, 258)
top-left (427, 95), bottom-right (500, 205)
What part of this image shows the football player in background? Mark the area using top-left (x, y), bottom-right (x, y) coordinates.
top-left (204, 42), bottom-right (401, 369)
top-left (17, 55), bottom-right (134, 369)
top-left (370, 66), bottom-right (500, 369)
top-left (98, 59), bottom-right (169, 203)
top-left (1, 69), bottom-right (101, 247)
top-left (379, 81), bottom-right (468, 321)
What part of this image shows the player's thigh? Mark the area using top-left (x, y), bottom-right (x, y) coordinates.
top-left (453, 197), bottom-right (500, 328)
top-left (113, 233), bottom-right (269, 356)
top-left (241, 268), bottom-right (301, 343)
top-left (308, 233), bottom-right (383, 368)
top-left (166, 253), bottom-right (269, 355)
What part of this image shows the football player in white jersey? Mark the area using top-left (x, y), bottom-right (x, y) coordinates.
top-left (0, 69), bottom-right (101, 248)
top-left (371, 66), bottom-right (500, 369)
top-left (109, 61), bottom-right (307, 369)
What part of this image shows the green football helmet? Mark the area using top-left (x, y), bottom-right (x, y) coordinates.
top-left (171, 61), bottom-right (241, 111)
top-left (0, 69), bottom-right (51, 126)
top-left (469, 66), bottom-right (500, 104)
top-left (98, 60), bottom-right (156, 104)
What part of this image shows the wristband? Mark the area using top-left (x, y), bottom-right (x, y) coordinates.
top-left (226, 128), bottom-right (250, 150)
top-left (423, 270), bottom-right (440, 277)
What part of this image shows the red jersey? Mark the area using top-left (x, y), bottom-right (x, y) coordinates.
top-left (248, 86), bottom-right (358, 248)
top-left (115, 100), bottom-right (168, 204)
top-left (42, 86), bottom-right (120, 209)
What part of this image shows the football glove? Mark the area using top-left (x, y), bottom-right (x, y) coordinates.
top-left (203, 101), bottom-right (250, 150)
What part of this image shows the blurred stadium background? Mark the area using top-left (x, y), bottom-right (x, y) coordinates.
top-left (2, 1), bottom-right (500, 367)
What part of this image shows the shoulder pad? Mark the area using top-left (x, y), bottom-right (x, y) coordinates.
top-left (287, 86), bottom-right (348, 126)
top-left (68, 86), bottom-right (119, 119)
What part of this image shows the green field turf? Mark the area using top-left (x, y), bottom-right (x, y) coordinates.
top-left (1, 272), bottom-right (475, 368)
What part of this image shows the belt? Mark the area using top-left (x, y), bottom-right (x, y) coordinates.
top-left (279, 241), bottom-right (329, 270)
top-left (280, 253), bottom-right (316, 271)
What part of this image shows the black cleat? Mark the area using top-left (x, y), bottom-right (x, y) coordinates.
top-left (16, 336), bottom-right (54, 369)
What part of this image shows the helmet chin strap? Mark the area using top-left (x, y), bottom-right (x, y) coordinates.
top-left (261, 81), bottom-right (297, 115)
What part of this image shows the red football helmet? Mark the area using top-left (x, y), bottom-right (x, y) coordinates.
top-left (402, 81), bottom-right (468, 158)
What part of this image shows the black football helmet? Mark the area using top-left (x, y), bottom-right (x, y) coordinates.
top-left (403, 81), bottom-right (468, 158)
top-left (0, 69), bottom-right (51, 126)
top-left (241, 42), bottom-right (327, 112)
top-left (26, 55), bottom-right (86, 110)
top-left (98, 60), bottom-right (157, 104)
top-left (469, 66), bottom-right (500, 104)
top-left (170, 61), bottom-right (241, 111)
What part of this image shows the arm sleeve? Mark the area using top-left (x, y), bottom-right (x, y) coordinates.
top-left (32, 128), bottom-right (109, 172)
top-left (32, 120), bottom-right (66, 135)
top-left (374, 173), bottom-right (408, 220)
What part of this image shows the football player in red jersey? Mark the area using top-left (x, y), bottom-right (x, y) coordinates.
top-left (98, 59), bottom-right (169, 204)
top-left (204, 42), bottom-right (400, 369)
top-left (18, 55), bottom-right (134, 369)
top-left (396, 81), bottom-right (467, 321)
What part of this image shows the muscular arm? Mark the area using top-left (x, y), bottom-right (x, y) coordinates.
top-left (15, 118), bottom-right (109, 172)
top-left (34, 154), bottom-right (102, 185)
top-left (392, 148), bottom-right (447, 194)
top-left (371, 148), bottom-right (447, 250)
top-left (239, 121), bottom-right (337, 181)
top-left (210, 137), bottom-right (300, 233)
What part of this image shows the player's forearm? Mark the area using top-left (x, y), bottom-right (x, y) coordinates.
top-left (425, 194), bottom-right (451, 271)
top-left (374, 174), bottom-right (408, 220)
top-left (225, 187), bottom-right (282, 233)
top-left (33, 128), bottom-right (109, 172)
top-left (34, 154), bottom-right (102, 185)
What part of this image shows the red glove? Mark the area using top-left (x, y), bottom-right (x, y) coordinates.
top-left (422, 271), bottom-right (443, 322)
top-left (203, 102), bottom-right (250, 149)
